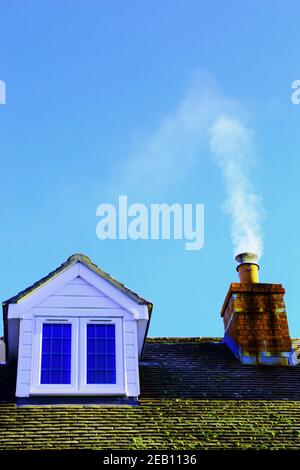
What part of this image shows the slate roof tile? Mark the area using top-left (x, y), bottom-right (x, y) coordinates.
top-left (1, 337), bottom-right (300, 449)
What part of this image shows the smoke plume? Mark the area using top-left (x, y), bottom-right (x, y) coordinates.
top-left (209, 116), bottom-right (263, 258)
top-left (112, 71), bottom-right (264, 257)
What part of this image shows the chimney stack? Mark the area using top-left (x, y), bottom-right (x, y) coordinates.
top-left (221, 254), bottom-right (296, 366)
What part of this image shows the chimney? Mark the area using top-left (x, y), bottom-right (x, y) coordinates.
top-left (235, 252), bottom-right (259, 283)
top-left (221, 253), bottom-right (296, 366)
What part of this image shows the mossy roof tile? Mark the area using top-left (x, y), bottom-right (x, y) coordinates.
top-left (1, 337), bottom-right (300, 449)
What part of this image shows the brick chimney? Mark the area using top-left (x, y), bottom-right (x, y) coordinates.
top-left (221, 252), bottom-right (295, 366)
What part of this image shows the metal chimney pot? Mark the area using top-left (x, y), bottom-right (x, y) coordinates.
top-left (235, 252), bottom-right (260, 283)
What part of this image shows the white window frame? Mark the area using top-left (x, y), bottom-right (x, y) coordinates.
top-left (30, 315), bottom-right (125, 396)
top-left (79, 317), bottom-right (125, 394)
top-left (31, 317), bottom-right (78, 395)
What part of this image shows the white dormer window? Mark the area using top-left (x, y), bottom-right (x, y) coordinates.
top-left (79, 318), bottom-right (124, 393)
top-left (31, 317), bottom-right (124, 395)
top-left (84, 321), bottom-right (117, 385)
top-left (32, 318), bottom-right (78, 393)
top-left (40, 321), bottom-right (73, 386)
top-left (3, 254), bottom-right (152, 402)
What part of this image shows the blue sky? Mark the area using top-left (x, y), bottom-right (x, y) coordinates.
top-left (0, 0), bottom-right (300, 338)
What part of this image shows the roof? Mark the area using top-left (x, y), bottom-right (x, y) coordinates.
top-left (1, 337), bottom-right (300, 450)
top-left (3, 253), bottom-right (152, 310)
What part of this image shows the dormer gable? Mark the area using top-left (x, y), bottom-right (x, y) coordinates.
top-left (3, 254), bottom-right (152, 401)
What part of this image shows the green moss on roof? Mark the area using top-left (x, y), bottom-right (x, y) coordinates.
top-left (1, 400), bottom-right (300, 450)
top-left (2, 338), bottom-right (300, 450)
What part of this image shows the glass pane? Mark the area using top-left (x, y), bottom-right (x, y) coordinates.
top-left (87, 370), bottom-right (95, 383)
top-left (107, 339), bottom-right (115, 353)
top-left (41, 370), bottom-right (50, 384)
top-left (107, 355), bottom-right (116, 369)
top-left (86, 324), bottom-right (116, 384)
top-left (95, 371), bottom-right (106, 383)
top-left (95, 325), bottom-right (106, 338)
top-left (61, 371), bottom-right (70, 383)
top-left (87, 339), bottom-right (95, 354)
top-left (42, 338), bottom-right (51, 353)
top-left (62, 339), bottom-right (71, 353)
top-left (96, 355), bottom-right (106, 369)
top-left (87, 324), bottom-right (95, 338)
top-left (87, 354), bottom-right (95, 369)
top-left (52, 324), bottom-right (62, 337)
top-left (62, 355), bottom-right (71, 369)
top-left (52, 339), bottom-right (61, 353)
top-left (51, 354), bottom-right (61, 368)
top-left (106, 370), bottom-right (116, 384)
top-left (106, 325), bottom-right (115, 338)
top-left (95, 339), bottom-right (105, 354)
top-left (50, 370), bottom-right (61, 384)
top-left (41, 354), bottom-right (50, 369)
top-left (43, 324), bottom-right (52, 338)
top-left (63, 326), bottom-right (71, 338)
top-left (40, 323), bottom-right (71, 385)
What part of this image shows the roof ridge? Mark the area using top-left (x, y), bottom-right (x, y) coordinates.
top-left (146, 337), bottom-right (222, 343)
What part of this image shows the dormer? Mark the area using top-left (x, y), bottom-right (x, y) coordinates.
top-left (3, 254), bottom-right (152, 403)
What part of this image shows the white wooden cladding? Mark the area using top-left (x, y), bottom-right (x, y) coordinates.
top-left (36, 277), bottom-right (122, 309)
top-left (16, 318), bottom-right (33, 397)
top-left (53, 282), bottom-right (106, 297)
top-left (35, 296), bottom-right (120, 308)
top-left (15, 272), bottom-right (142, 398)
top-left (69, 276), bottom-right (90, 285)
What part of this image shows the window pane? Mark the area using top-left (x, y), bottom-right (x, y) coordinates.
top-left (87, 324), bottom-right (95, 338)
top-left (40, 323), bottom-right (71, 385)
top-left (106, 370), bottom-right (116, 383)
top-left (96, 355), bottom-right (106, 369)
top-left (86, 324), bottom-right (116, 384)
top-left (42, 338), bottom-right (51, 353)
top-left (107, 355), bottom-right (115, 369)
top-left (43, 324), bottom-right (52, 338)
top-left (87, 338), bottom-right (95, 354)
top-left (95, 325), bottom-right (106, 338)
top-left (41, 370), bottom-right (50, 384)
top-left (52, 339), bottom-right (61, 353)
top-left (95, 371), bottom-right (106, 383)
top-left (87, 354), bottom-right (95, 368)
top-left (62, 339), bottom-right (71, 353)
top-left (50, 370), bottom-right (61, 384)
top-left (63, 326), bottom-right (71, 339)
top-left (41, 354), bottom-right (50, 369)
top-left (52, 324), bottom-right (62, 337)
top-left (61, 371), bottom-right (70, 383)
top-left (107, 339), bottom-right (115, 354)
top-left (106, 325), bottom-right (115, 338)
top-left (95, 339), bottom-right (105, 354)
top-left (87, 370), bottom-right (95, 383)
top-left (62, 355), bottom-right (71, 369)
top-left (51, 354), bottom-right (61, 369)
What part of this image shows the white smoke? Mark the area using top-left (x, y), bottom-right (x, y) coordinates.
top-left (209, 116), bottom-right (263, 258)
top-left (112, 72), bottom-right (264, 258)
top-left (113, 72), bottom-right (235, 194)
